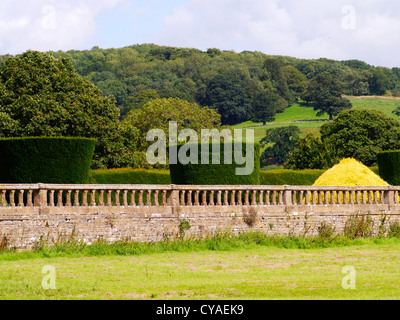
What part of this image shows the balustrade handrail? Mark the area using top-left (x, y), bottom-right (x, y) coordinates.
top-left (1, 184), bottom-right (399, 189)
top-left (0, 184), bottom-right (400, 208)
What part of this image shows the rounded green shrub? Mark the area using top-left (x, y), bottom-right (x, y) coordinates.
top-left (169, 142), bottom-right (260, 185)
top-left (0, 137), bottom-right (96, 184)
top-left (377, 150), bottom-right (400, 185)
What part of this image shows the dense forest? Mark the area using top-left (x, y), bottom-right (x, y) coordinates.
top-left (2, 43), bottom-right (397, 125)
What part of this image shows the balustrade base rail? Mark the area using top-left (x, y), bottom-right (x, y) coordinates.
top-left (0, 184), bottom-right (399, 209)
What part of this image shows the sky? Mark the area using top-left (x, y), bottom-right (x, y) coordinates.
top-left (1, 0), bottom-right (400, 68)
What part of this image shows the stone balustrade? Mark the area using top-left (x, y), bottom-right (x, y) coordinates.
top-left (2, 184), bottom-right (400, 248)
top-left (0, 184), bottom-right (398, 208)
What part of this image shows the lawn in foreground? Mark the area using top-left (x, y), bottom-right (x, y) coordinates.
top-left (0, 241), bottom-right (399, 300)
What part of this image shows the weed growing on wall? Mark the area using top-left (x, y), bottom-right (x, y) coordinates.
top-left (243, 208), bottom-right (258, 227)
top-left (343, 212), bottom-right (374, 239)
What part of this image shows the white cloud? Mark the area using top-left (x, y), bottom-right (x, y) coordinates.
top-left (0, 0), bottom-right (127, 54)
top-left (2, 0), bottom-right (400, 68)
top-left (153, 0), bottom-right (400, 67)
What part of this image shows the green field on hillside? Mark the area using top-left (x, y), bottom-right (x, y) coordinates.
top-left (350, 96), bottom-right (400, 118)
top-left (234, 97), bottom-right (400, 143)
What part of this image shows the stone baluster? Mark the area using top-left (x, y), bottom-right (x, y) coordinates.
top-left (106, 190), bottom-right (112, 207)
top-left (154, 190), bottom-right (159, 206)
top-left (362, 191), bottom-right (366, 204)
top-left (323, 191), bottom-right (328, 205)
top-left (138, 190), bottom-right (143, 206)
top-left (304, 191), bottom-right (309, 205)
top-left (27, 190), bottom-right (33, 207)
top-left (209, 191), bottom-right (214, 206)
top-left (180, 191), bottom-right (186, 206)
top-left (18, 190), bottom-right (24, 207)
top-left (115, 190), bottom-right (120, 206)
top-left (130, 190), bottom-right (136, 206)
top-left (337, 191), bottom-right (343, 205)
top-left (48, 190), bottom-right (55, 207)
top-left (317, 190), bottom-right (323, 205)
top-left (120, 190), bottom-right (127, 206)
top-left (161, 190), bottom-right (167, 206)
top-left (332, 190), bottom-right (336, 204)
top-left (82, 190), bottom-right (88, 207)
top-left (354, 190), bottom-right (360, 205)
top-left (311, 191), bottom-right (317, 205)
top-left (237, 191), bottom-right (242, 205)
top-left (9, 190), bottom-right (15, 207)
top-left (88, 190), bottom-right (95, 207)
top-left (65, 190), bottom-right (72, 207)
top-left (223, 190), bottom-right (228, 206)
top-left (194, 190), bottom-right (200, 206)
top-left (244, 190), bottom-right (249, 206)
top-left (291, 190), bottom-right (296, 205)
top-left (0, 190), bottom-right (6, 207)
top-left (73, 190), bottom-right (80, 207)
top-left (202, 190), bottom-right (207, 206)
top-left (265, 191), bottom-right (270, 205)
top-left (216, 191), bottom-right (222, 206)
top-left (98, 190), bottom-right (104, 206)
top-left (146, 190), bottom-right (151, 206)
top-left (189, 190), bottom-right (195, 206)
top-left (57, 190), bottom-right (63, 207)
top-left (270, 190), bottom-right (276, 206)
top-left (343, 191), bottom-right (348, 205)
top-left (368, 191), bottom-right (373, 204)
top-left (349, 191), bottom-right (354, 205)
top-left (259, 190), bottom-right (264, 206)
top-left (251, 190), bottom-right (257, 205)
top-left (278, 190), bottom-right (283, 205)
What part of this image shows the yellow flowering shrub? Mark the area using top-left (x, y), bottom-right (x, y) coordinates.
top-left (312, 158), bottom-right (389, 203)
top-left (313, 158), bottom-right (389, 187)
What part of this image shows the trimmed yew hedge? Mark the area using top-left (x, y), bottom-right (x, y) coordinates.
top-left (377, 150), bottom-right (400, 185)
top-left (169, 142), bottom-right (261, 185)
top-left (259, 169), bottom-right (325, 186)
top-left (0, 137), bottom-right (96, 183)
top-left (90, 168), bottom-right (171, 185)
top-left (86, 167), bottom-right (380, 186)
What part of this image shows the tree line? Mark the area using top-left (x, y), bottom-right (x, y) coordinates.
top-left (2, 44), bottom-right (395, 125)
top-left (1, 46), bottom-right (400, 171)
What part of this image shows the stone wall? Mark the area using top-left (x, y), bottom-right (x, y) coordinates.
top-left (1, 184), bottom-right (400, 249)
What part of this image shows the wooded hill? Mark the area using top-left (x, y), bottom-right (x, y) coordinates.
top-left (1, 43), bottom-right (399, 125)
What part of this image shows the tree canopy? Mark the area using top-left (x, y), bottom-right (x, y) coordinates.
top-left (320, 109), bottom-right (400, 166)
top-left (301, 72), bottom-right (353, 120)
top-left (284, 134), bottom-right (338, 170)
top-left (122, 97), bottom-right (222, 152)
top-left (0, 50), bottom-right (131, 169)
top-left (260, 126), bottom-right (301, 167)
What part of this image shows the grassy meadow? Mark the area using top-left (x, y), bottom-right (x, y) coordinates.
top-left (1, 235), bottom-right (400, 300)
